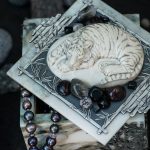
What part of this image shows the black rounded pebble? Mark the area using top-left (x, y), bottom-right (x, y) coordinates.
top-left (24, 111), bottom-right (34, 121)
top-left (28, 136), bottom-right (38, 146)
top-left (128, 81), bottom-right (137, 90)
top-left (46, 136), bottom-right (56, 147)
top-left (107, 86), bottom-right (126, 102)
top-left (97, 94), bottom-right (111, 109)
top-left (26, 122), bottom-right (36, 134)
top-left (89, 86), bottom-right (104, 102)
top-left (50, 124), bottom-right (59, 134)
top-left (64, 26), bottom-right (73, 34)
top-left (51, 113), bottom-right (61, 123)
top-left (56, 80), bottom-right (71, 96)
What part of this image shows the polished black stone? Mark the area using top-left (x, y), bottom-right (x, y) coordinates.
top-left (29, 146), bottom-right (39, 150)
top-left (46, 136), bottom-right (56, 147)
top-left (50, 124), bottom-right (59, 134)
top-left (89, 86), bottom-right (104, 102)
top-left (107, 86), bottom-right (126, 102)
top-left (51, 113), bottom-right (61, 123)
top-left (26, 122), bottom-right (36, 134)
top-left (97, 94), bottom-right (111, 109)
top-left (92, 103), bottom-right (101, 113)
top-left (42, 145), bottom-right (53, 150)
top-left (22, 100), bottom-right (32, 110)
top-left (28, 136), bottom-right (38, 146)
top-left (64, 26), bottom-right (73, 34)
top-left (128, 81), bottom-right (137, 90)
top-left (24, 111), bottom-right (34, 121)
top-left (71, 79), bottom-right (89, 99)
top-left (56, 80), bottom-right (71, 96)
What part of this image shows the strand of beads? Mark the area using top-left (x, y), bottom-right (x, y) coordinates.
top-left (21, 88), bottom-right (61, 150)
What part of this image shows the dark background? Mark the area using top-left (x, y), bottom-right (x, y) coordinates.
top-left (0, 0), bottom-right (150, 150)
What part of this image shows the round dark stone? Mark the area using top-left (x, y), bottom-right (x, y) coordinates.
top-left (97, 94), bottom-right (111, 109)
top-left (92, 103), bottom-right (101, 113)
top-left (42, 145), bottom-right (53, 150)
top-left (89, 86), bottom-right (104, 102)
top-left (28, 136), bottom-right (38, 146)
top-left (50, 124), bottom-right (59, 134)
top-left (71, 79), bottom-right (89, 99)
top-left (46, 136), bottom-right (56, 147)
top-left (22, 100), bottom-right (32, 110)
top-left (80, 97), bottom-right (92, 109)
top-left (56, 80), bottom-right (71, 96)
top-left (24, 111), bottom-right (34, 121)
top-left (64, 26), bottom-right (73, 34)
top-left (26, 122), bottom-right (36, 134)
top-left (128, 81), bottom-right (137, 90)
top-left (51, 113), bottom-right (61, 123)
top-left (29, 146), bottom-right (39, 150)
top-left (107, 86), bottom-right (126, 102)
top-left (21, 89), bottom-right (31, 97)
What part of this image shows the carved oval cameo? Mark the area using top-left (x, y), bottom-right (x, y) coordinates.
top-left (47, 23), bottom-right (144, 88)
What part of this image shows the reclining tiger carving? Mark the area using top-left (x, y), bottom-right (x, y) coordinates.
top-left (47, 23), bottom-right (144, 87)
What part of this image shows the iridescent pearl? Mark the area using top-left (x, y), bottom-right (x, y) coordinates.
top-left (24, 111), bottom-right (34, 121)
top-left (26, 122), bottom-right (36, 134)
top-left (28, 136), bottom-right (38, 146)
top-left (22, 100), bottom-right (32, 110)
top-left (50, 124), bottom-right (59, 134)
top-left (21, 89), bottom-right (31, 97)
top-left (51, 113), bottom-right (61, 123)
top-left (46, 136), bottom-right (56, 147)
top-left (43, 145), bottom-right (53, 150)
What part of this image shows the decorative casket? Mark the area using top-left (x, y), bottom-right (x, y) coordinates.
top-left (7, 0), bottom-right (150, 149)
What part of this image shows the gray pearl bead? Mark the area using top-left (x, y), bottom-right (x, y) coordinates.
top-left (22, 100), bottom-right (32, 110)
top-left (24, 111), bottom-right (34, 121)
top-left (50, 124), bottom-right (59, 134)
top-left (21, 90), bottom-right (31, 97)
top-left (46, 136), bottom-right (56, 147)
top-left (26, 122), bottom-right (36, 134)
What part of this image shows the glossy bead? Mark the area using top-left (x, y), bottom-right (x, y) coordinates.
top-left (22, 100), bottom-right (32, 110)
top-left (46, 136), bottom-right (56, 147)
top-left (21, 89), bottom-right (31, 97)
top-left (51, 113), bottom-right (61, 123)
top-left (80, 97), bottom-right (92, 109)
top-left (97, 94), bottom-right (111, 109)
top-left (71, 79), bottom-right (89, 99)
top-left (107, 86), bottom-right (126, 101)
top-left (24, 111), bottom-right (34, 121)
top-left (29, 146), bottom-right (39, 150)
top-left (64, 26), bottom-right (73, 34)
top-left (56, 80), bottom-right (71, 96)
top-left (26, 122), bottom-right (36, 134)
top-left (43, 145), bottom-right (53, 150)
top-left (28, 136), bottom-right (38, 146)
top-left (100, 15), bottom-right (110, 23)
top-left (50, 124), bottom-right (59, 134)
top-left (128, 81), bottom-right (137, 90)
top-left (89, 86), bottom-right (104, 102)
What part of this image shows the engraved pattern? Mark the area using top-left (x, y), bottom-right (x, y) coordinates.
top-left (18, 4), bottom-right (150, 135)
